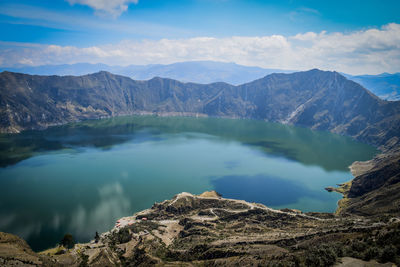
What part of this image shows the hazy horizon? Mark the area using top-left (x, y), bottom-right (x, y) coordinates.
top-left (1, 0), bottom-right (400, 75)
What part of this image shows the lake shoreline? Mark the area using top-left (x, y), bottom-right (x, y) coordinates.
top-left (0, 114), bottom-right (392, 252)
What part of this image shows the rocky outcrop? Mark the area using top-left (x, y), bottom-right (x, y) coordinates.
top-left (0, 232), bottom-right (47, 266)
top-left (1, 69), bottom-right (399, 148)
top-left (336, 144), bottom-right (400, 216)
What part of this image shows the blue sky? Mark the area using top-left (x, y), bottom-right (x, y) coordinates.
top-left (0, 0), bottom-right (400, 74)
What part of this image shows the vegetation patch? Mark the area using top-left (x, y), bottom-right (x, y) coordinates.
top-left (128, 221), bottom-right (163, 234)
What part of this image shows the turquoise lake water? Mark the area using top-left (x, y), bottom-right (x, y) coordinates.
top-left (0, 116), bottom-right (377, 251)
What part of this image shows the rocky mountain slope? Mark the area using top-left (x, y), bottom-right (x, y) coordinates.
top-left (1, 191), bottom-right (399, 266)
top-left (333, 141), bottom-right (400, 217)
top-left (3, 62), bottom-right (399, 101)
top-left (1, 69), bottom-right (399, 148)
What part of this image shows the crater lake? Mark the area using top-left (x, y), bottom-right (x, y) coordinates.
top-left (0, 115), bottom-right (377, 251)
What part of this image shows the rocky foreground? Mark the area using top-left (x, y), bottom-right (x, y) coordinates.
top-left (1, 188), bottom-right (399, 266)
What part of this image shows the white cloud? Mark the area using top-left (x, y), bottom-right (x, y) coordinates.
top-left (66, 0), bottom-right (138, 17)
top-left (1, 23), bottom-right (400, 75)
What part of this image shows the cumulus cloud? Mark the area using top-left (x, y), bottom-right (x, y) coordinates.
top-left (1, 23), bottom-right (400, 74)
top-left (66, 0), bottom-right (138, 17)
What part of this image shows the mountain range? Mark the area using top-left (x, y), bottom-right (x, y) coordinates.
top-left (2, 61), bottom-right (399, 101)
top-left (1, 69), bottom-right (399, 149)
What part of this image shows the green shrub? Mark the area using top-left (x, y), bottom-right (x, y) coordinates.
top-left (379, 245), bottom-right (397, 263)
top-left (363, 246), bottom-right (380, 261)
top-left (351, 239), bottom-right (367, 252)
top-left (128, 221), bottom-right (160, 233)
top-left (305, 244), bottom-right (337, 267)
top-left (112, 228), bottom-right (131, 244)
top-left (60, 234), bottom-right (75, 249)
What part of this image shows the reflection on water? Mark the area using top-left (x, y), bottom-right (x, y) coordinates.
top-left (0, 115), bottom-right (377, 251)
top-left (69, 183), bottom-right (131, 240)
top-left (211, 174), bottom-right (329, 206)
top-left (0, 179), bottom-right (133, 251)
top-left (0, 115), bottom-right (377, 171)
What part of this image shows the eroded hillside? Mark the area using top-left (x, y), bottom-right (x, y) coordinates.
top-left (1, 191), bottom-right (399, 266)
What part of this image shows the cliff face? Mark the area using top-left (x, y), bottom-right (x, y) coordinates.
top-left (336, 144), bottom-right (400, 216)
top-left (1, 70), bottom-right (399, 148)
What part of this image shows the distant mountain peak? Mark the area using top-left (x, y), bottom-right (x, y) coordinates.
top-left (1, 62), bottom-right (399, 101)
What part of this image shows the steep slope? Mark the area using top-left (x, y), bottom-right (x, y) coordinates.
top-left (247, 70), bottom-right (400, 147)
top-left (1, 69), bottom-right (399, 148)
top-left (335, 143), bottom-right (400, 216)
top-left (0, 71), bottom-right (237, 133)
